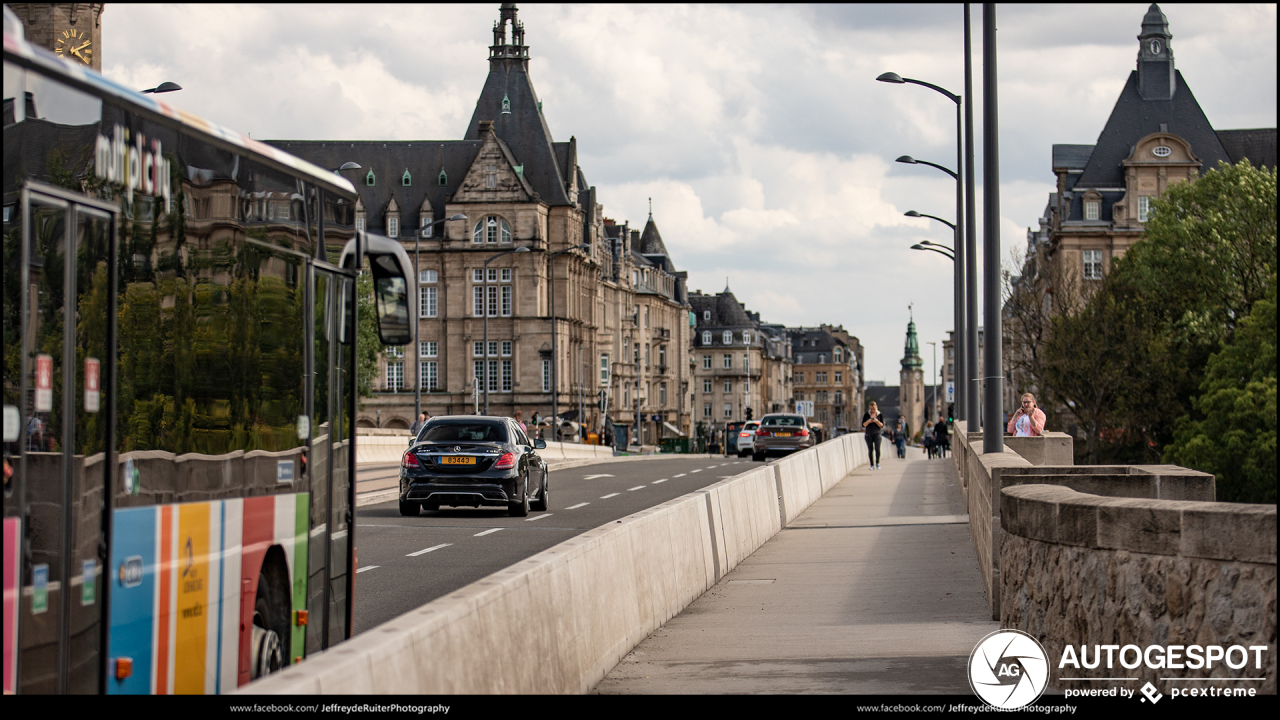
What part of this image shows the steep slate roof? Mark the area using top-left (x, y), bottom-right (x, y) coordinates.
top-left (266, 140), bottom-right (482, 229)
top-left (790, 330), bottom-right (843, 365)
top-left (1216, 128), bottom-right (1277, 170)
top-left (464, 52), bottom-right (572, 206)
top-left (689, 290), bottom-right (755, 329)
top-left (1051, 144), bottom-right (1094, 171)
top-left (1076, 71), bottom-right (1232, 188)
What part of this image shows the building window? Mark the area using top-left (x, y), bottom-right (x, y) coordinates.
top-left (703, 310), bottom-right (710, 321)
top-left (644, 344), bottom-right (650, 367)
top-left (1152, 145), bottom-right (1172, 158)
top-left (1083, 250), bottom-right (1104, 280)
top-left (600, 354), bottom-right (610, 385)
top-left (502, 360), bottom-right (513, 392)
top-left (502, 341), bottom-right (513, 357)
top-left (485, 165), bottom-right (496, 190)
top-left (658, 346), bottom-right (666, 368)
top-left (724, 380), bottom-right (732, 393)
top-left (473, 286), bottom-right (484, 316)
top-left (702, 355), bottom-right (711, 369)
top-left (488, 341), bottom-right (499, 357)
top-left (835, 371), bottom-right (842, 383)
top-left (501, 268), bottom-right (512, 282)
top-left (420, 215), bottom-right (434, 238)
top-left (702, 331), bottom-right (711, 345)
top-left (473, 341), bottom-right (484, 357)
top-left (473, 216), bottom-right (512, 244)
top-left (660, 383), bottom-right (667, 406)
top-left (542, 360), bottom-right (551, 392)
top-left (419, 269), bottom-right (437, 284)
top-left (422, 361), bottom-right (438, 390)
top-left (421, 341), bottom-right (437, 358)
top-left (355, 217), bottom-right (365, 233)
top-left (438, 169), bottom-right (448, 186)
top-left (420, 286), bottom-right (437, 318)
top-left (704, 403), bottom-right (711, 418)
top-left (723, 354), bottom-right (732, 369)
top-left (644, 306), bottom-right (650, 327)
top-left (1138, 196), bottom-right (1152, 223)
top-left (743, 331), bottom-right (751, 344)
top-left (387, 346), bottom-right (404, 358)
top-left (365, 169), bottom-right (376, 187)
top-left (501, 286), bottom-right (512, 316)
top-left (386, 361), bottom-right (403, 391)
top-left (1085, 201), bottom-right (1099, 221)
top-left (795, 372), bottom-right (804, 384)
top-left (723, 403), bottom-right (732, 418)
top-left (722, 330), bottom-right (732, 344)
top-left (402, 169), bottom-right (412, 186)
top-left (703, 380), bottom-right (712, 393)
top-left (487, 360), bottom-right (499, 392)
top-left (487, 285), bottom-right (499, 317)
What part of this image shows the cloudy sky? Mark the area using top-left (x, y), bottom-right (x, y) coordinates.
top-left (101, 4), bottom-right (1276, 385)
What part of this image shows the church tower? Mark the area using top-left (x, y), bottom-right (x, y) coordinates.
top-left (899, 310), bottom-right (924, 439)
top-left (8, 4), bottom-right (105, 72)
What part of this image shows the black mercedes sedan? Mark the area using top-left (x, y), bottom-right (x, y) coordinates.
top-left (398, 416), bottom-right (548, 517)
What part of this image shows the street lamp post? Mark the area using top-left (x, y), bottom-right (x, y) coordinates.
top-left (927, 341), bottom-right (938, 423)
top-left (549, 243), bottom-right (591, 435)
top-left (878, 67), bottom-right (966, 425)
top-left (412, 214), bottom-right (467, 425)
top-left (483, 246), bottom-right (530, 415)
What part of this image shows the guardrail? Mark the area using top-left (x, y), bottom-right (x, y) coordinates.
top-left (241, 433), bottom-right (869, 694)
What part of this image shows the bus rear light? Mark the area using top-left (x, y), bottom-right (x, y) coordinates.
top-left (402, 451), bottom-right (421, 469)
top-left (115, 657), bottom-right (133, 680)
top-left (294, 609), bottom-right (308, 626)
top-left (493, 452), bottom-right (516, 470)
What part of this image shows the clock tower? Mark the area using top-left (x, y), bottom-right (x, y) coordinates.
top-left (8, 4), bottom-right (105, 72)
top-left (1137, 3), bottom-right (1174, 101)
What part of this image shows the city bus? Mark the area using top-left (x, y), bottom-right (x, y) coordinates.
top-left (3, 10), bottom-right (413, 694)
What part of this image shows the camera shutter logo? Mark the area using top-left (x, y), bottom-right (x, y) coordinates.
top-left (968, 630), bottom-right (1049, 709)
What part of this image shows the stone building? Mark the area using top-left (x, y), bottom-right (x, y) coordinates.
top-left (269, 5), bottom-right (691, 437)
top-left (688, 287), bottom-right (790, 440)
top-left (1008, 3), bottom-right (1275, 426)
top-left (898, 313), bottom-right (924, 439)
top-left (789, 327), bottom-right (858, 431)
top-left (8, 3), bottom-right (104, 72)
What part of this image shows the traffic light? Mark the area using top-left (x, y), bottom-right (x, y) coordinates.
top-left (745, 407), bottom-right (753, 420)
top-left (947, 403), bottom-right (955, 423)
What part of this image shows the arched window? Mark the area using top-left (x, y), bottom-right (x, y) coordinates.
top-left (722, 330), bottom-right (732, 344)
top-left (473, 216), bottom-right (512, 244)
top-left (702, 331), bottom-right (711, 345)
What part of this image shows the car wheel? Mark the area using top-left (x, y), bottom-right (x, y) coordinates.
top-left (508, 478), bottom-right (530, 517)
top-left (423, 501), bottom-right (440, 512)
top-left (753, 451), bottom-right (765, 462)
top-left (398, 499), bottom-right (420, 516)
top-left (531, 474), bottom-right (548, 511)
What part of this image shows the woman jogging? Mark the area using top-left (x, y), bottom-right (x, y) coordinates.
top-left (862, 402), bottom-right (885, 469)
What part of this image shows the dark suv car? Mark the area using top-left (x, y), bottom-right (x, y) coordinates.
top-left (399, 416), bottom-right (548, 517)
top-left (751, 414), bottom-right (814, 461)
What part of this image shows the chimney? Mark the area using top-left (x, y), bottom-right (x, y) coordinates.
top-left (478, 120), bottom-right (494, 135)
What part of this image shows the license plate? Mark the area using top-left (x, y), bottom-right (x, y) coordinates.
top-left (442, 456), bottom-right (475, 465)
top-left (777, 432), bottom-right (792, 437)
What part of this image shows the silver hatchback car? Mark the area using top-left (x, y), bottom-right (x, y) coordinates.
top-left (751, 414), bottom-right (814, 461)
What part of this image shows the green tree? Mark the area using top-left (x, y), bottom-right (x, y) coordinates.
top-left (1164, 289), bottom-right (1276, 503)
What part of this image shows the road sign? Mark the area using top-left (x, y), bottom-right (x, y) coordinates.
top-left (946, 381), bottom-right (954, 403)
top-left (796, 400), bottom-right (814, 417)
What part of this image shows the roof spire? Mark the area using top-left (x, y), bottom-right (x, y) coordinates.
top-left (1137, 4), bottom-right (1175, 100)
top-left (648, 197), bottom-right (652, 219)
top-left (490, 4), bottom-right (528, 65)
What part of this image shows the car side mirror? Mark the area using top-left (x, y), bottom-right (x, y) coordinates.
top-left (409, 437), bottom-right (416, 447)
top-left (534, 439), bottom-right (547, 449)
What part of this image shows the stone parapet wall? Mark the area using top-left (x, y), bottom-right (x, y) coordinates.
top-left (1001, 483), bottom-right (1276, 693)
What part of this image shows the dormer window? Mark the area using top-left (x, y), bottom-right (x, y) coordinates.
top-left (438, 169), bottom-right (448, 186)
top-left (1085, 201), bottom-right (1099, 220)
top-left (502, 94), bottom-right (511, 113)
top-left (703, 310), bottom-right (710, 321)
top-left (743, 331), bottom-right (751, 345)
top-left (702, 331), bottom-right (711, 345)
top-left (402, 169), bottom-right (412, 186)
top-left (420, 211), bottom-right (433, 238)
top-left (365, 169), bottom-right (376, 187)
top-left (388, 216), bottom-right (399, 238)
top-left (722, 331), bottom-right (732, 344)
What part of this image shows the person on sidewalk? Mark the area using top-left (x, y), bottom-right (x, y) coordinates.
top-left (1007, 393), bottom-right (1046, 437)
top-left (933, 414), bottom-right (949, 458)
top-left (861, 401), bottom-right (884, 469)
top-left (924, 420), bottom-right (935, 458)
top-left (893, 419), bottom-right (907, 459)
top-left (409, 412), bottom-right (427, 437)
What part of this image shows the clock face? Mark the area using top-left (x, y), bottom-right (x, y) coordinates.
top-left (55, 28), bottom-right (93, 65)
top-left (1149, 40), bottom-right (1162, 55)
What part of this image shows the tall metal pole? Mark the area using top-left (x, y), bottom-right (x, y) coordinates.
top-left (550, 255), bottom-right (558, 428)
top-left (954, 97), bottom-right (966, 423)
top-left (982, 3), bottom-right (1004, 454)
top-left (414, 235), bottom-right (421, 423)
top-left (964, 3), bottom-right (981, 432)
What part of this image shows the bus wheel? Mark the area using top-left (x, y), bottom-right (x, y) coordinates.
top-left (251, 593), bottom-right (283, 679)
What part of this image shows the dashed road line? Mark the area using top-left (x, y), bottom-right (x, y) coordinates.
top-left (601, 493), bottom-right (619, 499)
top-left (474, 528), bottom-right (504, 537)
top-left (689, 469), bottom-right (702, 474)
top-left (407, 543), bottom-right (451, 557)
top-left (674, 473), bottom-right (687, 478)
top-left (652, 478), bottom-right (669, 484)
top-left (525, 513), bottom-right (553, 522)
top-left (566, 502), bottom-right (590, 510)
top-left (627, 485), bottom-right (645, 491)
top-left (356, 565), bottom-right (379, 573)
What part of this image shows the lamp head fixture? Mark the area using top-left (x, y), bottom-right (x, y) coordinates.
top-left (876, 72), bottom-right (905, 84)
top-left (896, 155), bottom-right (918, 165)
top-left (904, 210), bottom-right (922, 218)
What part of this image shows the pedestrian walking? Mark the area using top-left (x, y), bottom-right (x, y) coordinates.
top-left (933, 414), bottom-right (950, 458)
top-left (514, 410), bottom-right (527, 434)
top-left (894, 419), bottom-right (907, 459)
top-left (924, 420), bottom-right (935, 458)
top-left (861, 402), bottom-right (885, 469)
top-left (1007, 393), bottom-right (1046, 437)
top-left (409, 412), bottom-right (427, 437)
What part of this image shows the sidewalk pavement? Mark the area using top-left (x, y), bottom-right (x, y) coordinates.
top-left (594, 444), bottom-right (998, 694)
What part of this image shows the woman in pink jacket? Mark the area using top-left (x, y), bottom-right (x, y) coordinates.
top-left (1007, 393), bottom-right (1046, 437)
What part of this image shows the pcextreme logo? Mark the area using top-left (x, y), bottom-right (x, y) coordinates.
top-left (969, 630), bottom-right (1050, 709)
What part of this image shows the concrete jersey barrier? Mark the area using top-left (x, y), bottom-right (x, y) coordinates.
top-left (241, 433), bottom-right (869, 694)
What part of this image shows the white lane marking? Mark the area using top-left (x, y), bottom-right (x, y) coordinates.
top-left (627, 485), bottom-right (645, 492)
top-left (652, 478), bottom-right (669, 484)
top-left (673, 473), bottom-right (687, 477)
top-left (525, 513), bottom-right (553, 522)
top-left (474, 528), bottom-right (504, 537)
top-left (600, 493), bottom-right (619, 499)
top-left (708, 465), bottom-right (721, 469)
top-left (582, 474), bottom-right (615, 480)
top-left (356, 565), bottom-right (379, 573)
top-left (566, 502), bottom-right (590, 510)
top-left (407, 543), bottom-right (452, 557)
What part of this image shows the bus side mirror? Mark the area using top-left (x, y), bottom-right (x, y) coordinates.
top-left (340, 232), bottom-right (415, 346)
